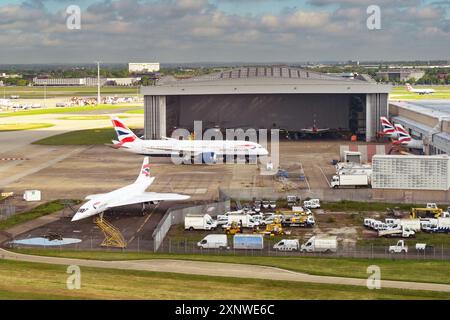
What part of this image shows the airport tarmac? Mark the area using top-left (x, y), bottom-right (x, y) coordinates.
top-left (0, 108), bottom-right (384, 251)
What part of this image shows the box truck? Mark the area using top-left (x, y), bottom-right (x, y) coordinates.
top-left (233, 234), bottom-right (264, 250)
top-left (223, 214), bottom-right (259, 228)
top-left (184, 214), bottom-right (217, 231)
top-left (399, 219), bottom-right (421, 232)
top-left (197, 234), bottom-right (229, 249)
top-left (330, 174), bottom-right (371, 189)
top-left (300, 236), bottom-right (337, 253)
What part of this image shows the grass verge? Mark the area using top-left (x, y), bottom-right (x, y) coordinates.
top-left (0, 123), bottom-right (54, 132)
top-left (11, 248), bottom-right (450, 285)
top-left (0, 104), bottom-right (140, 118)
top-left (32, 128), bottom-right (115, 145)
top-left (0, 259), bottom-right (448, 299)
top-left (57, 115), bottom-right (120, 121)
top-left (0, 200), bottom-right (79, 230)
top-left (124, 108), bottom-right (144, 114)
top-left (320, 200), bottom-right (435, 212)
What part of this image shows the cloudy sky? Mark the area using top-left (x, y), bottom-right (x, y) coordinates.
top-left (1, 0), bottom-right (450, 63)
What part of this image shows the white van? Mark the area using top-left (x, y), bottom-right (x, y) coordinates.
top-left (273, 239), bottom-right (299, 251)
top-left (300, 236), bottom-right (337, 253)
top-left (197, 234), bottom-right (229, 249)
top-left (184, 214), bottom-right (217, 231)
top-left (303, 199), bottom-right (321, 209)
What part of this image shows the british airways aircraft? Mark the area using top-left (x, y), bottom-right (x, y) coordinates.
top-left (109, 116), bottom-right (269, 163)
top-left (392, 124), bottom-right (424, 150)
top-left (379, 116), bottom-right (400, 139)
top-left (72, 157), bottom-right (190, 221)
top-left (406, 83), bottom-right (435, 95)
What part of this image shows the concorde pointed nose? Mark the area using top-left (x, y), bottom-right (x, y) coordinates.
top-left (71, 212), bottom-right (84, 222)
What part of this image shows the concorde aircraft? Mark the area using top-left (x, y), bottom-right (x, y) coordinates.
top-left (109, 116), bottom-right (269, 163)
top-left (71, 157), bottom-right (190, 221)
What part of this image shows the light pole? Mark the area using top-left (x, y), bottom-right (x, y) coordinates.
top-left (95, 61), bottom-right (101, 105)
top-left (44, 82), bottom-right (47, 108)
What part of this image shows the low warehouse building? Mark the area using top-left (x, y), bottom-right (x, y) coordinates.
top-left (141, 66), bottom-right (391, 141)
top-left (372, 154), bottom-right (450, 191)
top-left (389, 100), bottom-right (450, 155)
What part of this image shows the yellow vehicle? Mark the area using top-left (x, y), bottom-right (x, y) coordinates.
top-left (282, 214), bottom-right (315, 227)
top-left (262, 218), bottom-right (284, 236)
top-left (225, 221), bottom-right (242, 235)
top-left (410, 207), bottom-right (443, 219)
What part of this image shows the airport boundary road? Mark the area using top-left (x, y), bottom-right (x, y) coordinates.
top-left (1, 248), bottom-right (450, 293)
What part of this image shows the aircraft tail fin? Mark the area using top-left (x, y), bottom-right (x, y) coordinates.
top-left (393, 124), bottom-right (412, 144)
top-left (406, 83), bottom-right (413, 92)
top-left (380, 116), bottom-right (395, 135)
top-left (135, 157), bottom-right (151, 184)
top-left (111, 116), bottom-right (141, 146)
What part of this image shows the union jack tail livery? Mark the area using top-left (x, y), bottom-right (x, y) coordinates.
top-left (111, 116), bottom-right (140, 147)
top-left (392, 124), bottom-right (412, 145)
top-left (380, 116), bottom-right (395, 135)
top-left (135, 156), bottom-right (152, 183)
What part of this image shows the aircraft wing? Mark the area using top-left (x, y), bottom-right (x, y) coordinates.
top-left (108, 192), bottom-right (190, 208)
top-left (85, 193), bottom-right (108, 201)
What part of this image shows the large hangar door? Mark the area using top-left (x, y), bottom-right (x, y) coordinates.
top-left (171, 94), bottom-right (352, 131)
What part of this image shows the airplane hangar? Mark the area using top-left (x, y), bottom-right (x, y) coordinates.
top-left (141, 66), bottom-right (391, 142)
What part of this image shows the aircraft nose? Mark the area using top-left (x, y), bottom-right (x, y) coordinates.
top-left (71, 213), bottom-right (83, 222)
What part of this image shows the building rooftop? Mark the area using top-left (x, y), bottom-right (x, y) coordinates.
top-left (143, 66), bottom-right (391, 95)
top-left (390, 100), bottom-right (450, 119)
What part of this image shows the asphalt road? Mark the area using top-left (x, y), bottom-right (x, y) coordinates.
top-left (1, 248), bottom-right (450, 293)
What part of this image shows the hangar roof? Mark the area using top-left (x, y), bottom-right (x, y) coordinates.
top-left (142, 66), bottom-right (391, 96)
top-left (390, 100), bottom-right (450, 119)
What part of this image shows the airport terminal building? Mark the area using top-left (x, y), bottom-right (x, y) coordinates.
top-left (141, 66), bottom-right (391, 141)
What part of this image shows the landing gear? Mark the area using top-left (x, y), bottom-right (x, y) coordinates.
top-left (141, 202), bottom-right (148, 216)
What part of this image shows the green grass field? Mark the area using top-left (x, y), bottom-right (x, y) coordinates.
top-left (124, 108), bottom-right (144, 114)
top-left (1, 86), bottom-right (139, 99)
top-left (0, 259), bottom-right (448, 299)
top-left (0, 200), bottom-right (78, 230)
top-left (390, 85), bottom-right (450, 100)
top-left (32, 128), bottom-right (117, 145)
top-left (57, 115), bottom-right (127, 121)
top-left (12, 248), bottom-right (450, 285)
top-left (0, 104), bottom-right (141, 118)
top-left (0, 123), bottom-right (54, 132)
top-left (320, 200), bottom-right (432, 212)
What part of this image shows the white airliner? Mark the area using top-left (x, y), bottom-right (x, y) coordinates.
top-left (110, 116), bottom-right (269, 163)
top-left (300, 118), bottom-right (330, 135)
top-left (379, 116), bottom-right (399, 139)
top-left (406, 83), bottom-right (435, 95)
top-left (392, 124), bottom-right (424, 150)
top-left (71, 157), bottom-right (190, 221)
